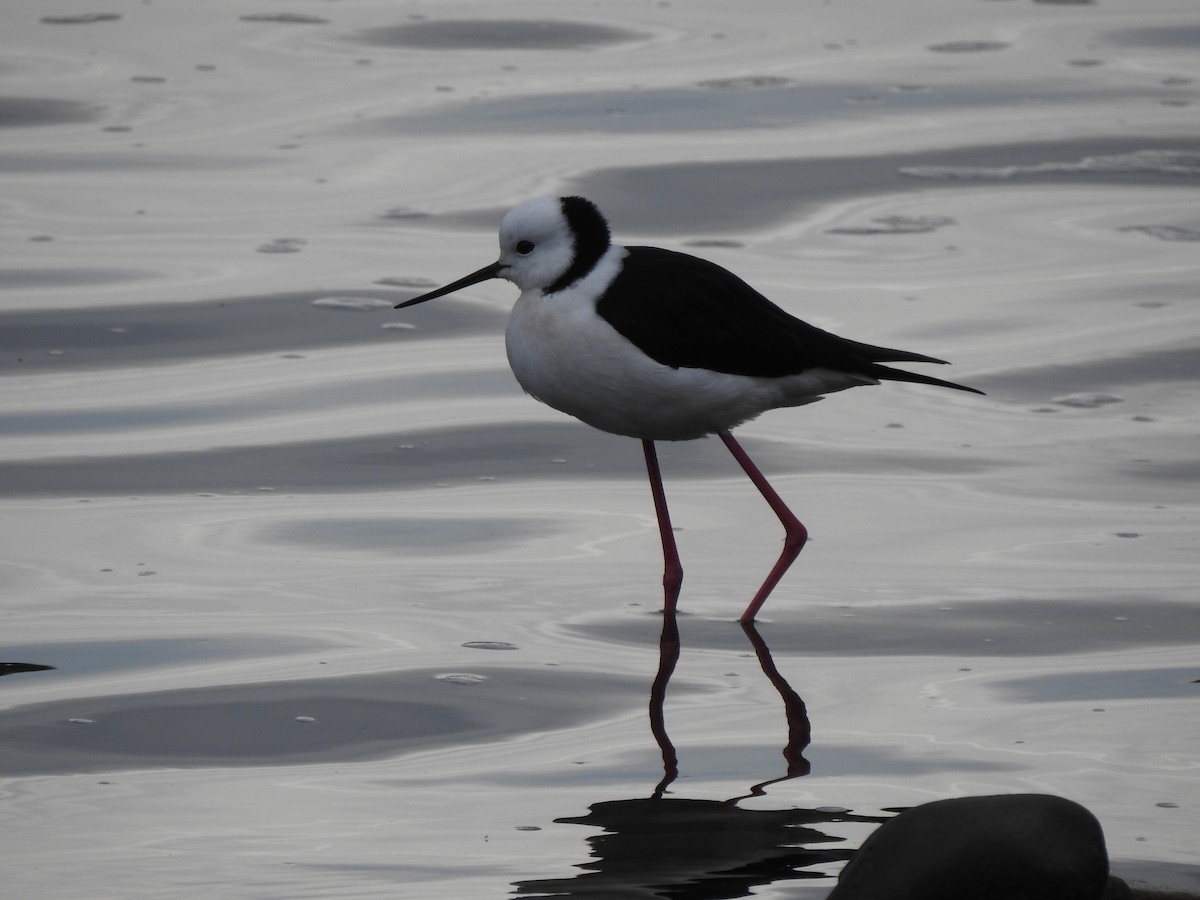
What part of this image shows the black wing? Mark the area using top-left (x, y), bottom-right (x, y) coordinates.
top-left (596, 246), bottom-right (982, 394)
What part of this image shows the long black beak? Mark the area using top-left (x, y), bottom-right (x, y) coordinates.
top-left (394, 261), bottom-right (505, 309)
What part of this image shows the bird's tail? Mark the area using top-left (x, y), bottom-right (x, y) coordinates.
top-left (837, 336), bottom-right (952, 367)
top-left (868, 362), bottom-right (984, 395)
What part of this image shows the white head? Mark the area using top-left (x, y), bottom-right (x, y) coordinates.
top-left (496, 196), bottom-right (577, 292)
top-left (394, 196), bottom-right (612, 309)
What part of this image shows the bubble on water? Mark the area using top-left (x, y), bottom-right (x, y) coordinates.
top-left (828, 215), bottom-right (957, 235)
top-left (437, 673), bottom-right (489, 685)
top-left (683, 239), bottom-right (745, 248)
top-left (375, 276), bottom-right (437, 288)
top-left (696, 76), bottom-right (792, 90)
top-left (239, 13), bottom-right (329, 24)
top-left (41, 13), bottom-right (121, 24)
top-left (293, 716), bottom-right (317, 723)
top-left (928, 40), bottom-right (1009, 53)
top-left (257, 237), bottom-right (306, 254)
top-left (1052, 393), bottom-right (1123, 409)
top-left (310, 296), bottom-right (392, 311)
top-left (381, 321), bottom-right (417, 330)
top-left (380, 208), bottom-right (430, 221)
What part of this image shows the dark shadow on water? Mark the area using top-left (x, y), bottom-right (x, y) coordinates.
top-left (0, 665), bottom-right (646, 776)
top-left (511, 798), bottom-right (883, 899)
top-left (0, 288), bottom-right (499, 373)
top-left (511, 612), bottom-right (872, 899)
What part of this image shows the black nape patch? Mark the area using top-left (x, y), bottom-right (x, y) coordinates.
top-left (546, 196), bottom-right (612, 294)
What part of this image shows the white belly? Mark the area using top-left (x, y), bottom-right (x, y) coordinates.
top-left (504, 278), bottom-right (870, 441)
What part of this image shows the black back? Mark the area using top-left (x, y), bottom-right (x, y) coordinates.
top-left (596, 246), bottom-right (980, 394)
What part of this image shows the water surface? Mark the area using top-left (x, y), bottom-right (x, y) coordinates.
top-left (1, 2), bottom-right (1197, 898)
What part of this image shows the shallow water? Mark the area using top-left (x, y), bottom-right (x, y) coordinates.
top-left (1, 1), bottom-right (1198, 897)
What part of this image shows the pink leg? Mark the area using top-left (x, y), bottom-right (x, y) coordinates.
top-left (719, 431), bottom-right (808, 623)
top-left (642, 440), bottom-right (683, 614)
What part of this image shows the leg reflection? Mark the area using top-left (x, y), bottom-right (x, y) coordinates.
top-left (649, 608), bottom-right (681, 799)
top-left (648, 611), bottom-right (811, 798)
top-left (510, 615), bottom-right (880, 899)
top-left (739, 621), bottom-right (811, 797)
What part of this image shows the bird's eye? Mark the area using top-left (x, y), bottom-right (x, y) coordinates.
top-left (515, 240), bottom-right (535, 255)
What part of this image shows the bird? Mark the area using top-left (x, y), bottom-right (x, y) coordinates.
top-left (396, 196), bottom-right (982, 623)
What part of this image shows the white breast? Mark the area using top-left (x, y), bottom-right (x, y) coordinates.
top-left (504, 245), bottom-right (871, 441)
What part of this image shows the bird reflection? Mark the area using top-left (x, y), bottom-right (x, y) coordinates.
top-left (512, 797), bottom-right (884, 899)
top-left (512, 613), bottom-right (884, 899)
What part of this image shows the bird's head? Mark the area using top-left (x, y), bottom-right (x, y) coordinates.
top-left (395, 196), bottom-right (611, 309)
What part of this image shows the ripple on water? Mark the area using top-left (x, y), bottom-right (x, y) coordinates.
top-left (1120, 223), bottom-right (1200, 241)
top-left (462, 641), bottom-right (519, 651)
top-left (901, 148), bottom-right (1200, 180)
top-left (263, 517), bottom-right (552, 554)
top-left (239, 13), bottom-right (329, 24)
top-left (1106, 24), bottom-right (1200, 48)
top-left (0, 267), bottom-right (157, 288)
top-left (927, 40), bottom-right (1010, 53)
top-left (39, 13), bottom-right (120, 24)
top-left (349, 83), bottom-right (1170, 139)
top-left (354, 19), bottom-right (647, 51)
top-left (0, 289), bottom-right (500, 372)
top-left (0, 97), bottom-right (102, 128)
top-left (0, 666), bottom-right (641, 775)
top-left (436, 673), bottom-right (489, 685)
top-left (310, 296), bottom-right (394, 311)
top-left (826, 215), bottom-right (957, 235)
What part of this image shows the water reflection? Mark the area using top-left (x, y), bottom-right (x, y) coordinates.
top-left (512, 798), bottom-right (883, 899)
top-left (513, 613), bottom-right (882, 899)
top-left (650, 613), bottom-right (812, 798)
